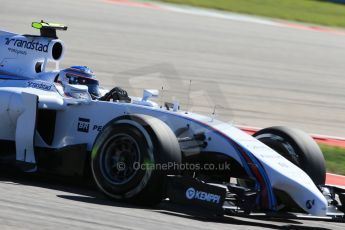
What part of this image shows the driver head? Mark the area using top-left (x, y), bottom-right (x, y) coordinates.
top-left (57, 66), bottom-right (100, 98)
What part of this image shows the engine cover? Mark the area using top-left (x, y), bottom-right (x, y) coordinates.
top-left (0, 30), bottom-right (64, 78)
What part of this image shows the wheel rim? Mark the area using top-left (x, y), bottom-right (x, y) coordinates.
top-left (255, 133), bottom-right (301, 166)
top-left (100, 133), bottom-right (141, 185)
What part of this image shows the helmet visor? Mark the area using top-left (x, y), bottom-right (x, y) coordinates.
top-left (66, 74), bottom-right (100, 97)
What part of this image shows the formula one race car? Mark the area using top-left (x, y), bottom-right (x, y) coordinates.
top-left (0, 21), bottom-right (344, 221)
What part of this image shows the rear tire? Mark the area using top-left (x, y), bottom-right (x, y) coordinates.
top-left (253, 126), bottom-right (326, 185)
top-left (91, 114), bottom-right (181, 205)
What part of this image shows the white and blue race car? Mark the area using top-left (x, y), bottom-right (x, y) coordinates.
top-left (0, 21), bottom-right (344, 220)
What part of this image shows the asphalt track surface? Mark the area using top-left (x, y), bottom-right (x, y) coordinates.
top-left (1, 0), bottom-right (345, 229)
top-left (1, 172), bottom-right (344, 230)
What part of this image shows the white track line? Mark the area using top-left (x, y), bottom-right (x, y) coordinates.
top-left (160, 4), bottom-right (281, 26)
top-left (154, 1), bottom-right (345, 36)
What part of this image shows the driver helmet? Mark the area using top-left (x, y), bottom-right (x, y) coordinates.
top-left (57, 66), bottom-right (100, 98)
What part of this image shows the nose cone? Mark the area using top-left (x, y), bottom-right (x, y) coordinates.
top-left (271, 166), bottom-right (328, 216)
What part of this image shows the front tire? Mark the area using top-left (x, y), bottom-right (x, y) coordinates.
top-left (91, 114), bottom-right (181, 205)
top-left (253, 126), bottom-right (326, 186)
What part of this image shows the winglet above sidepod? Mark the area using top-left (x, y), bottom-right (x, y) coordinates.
top-left (32, 20), bottom-right (68, 38)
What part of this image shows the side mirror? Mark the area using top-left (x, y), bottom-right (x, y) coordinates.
top-left (142, 89), bottom-right (159, 102)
